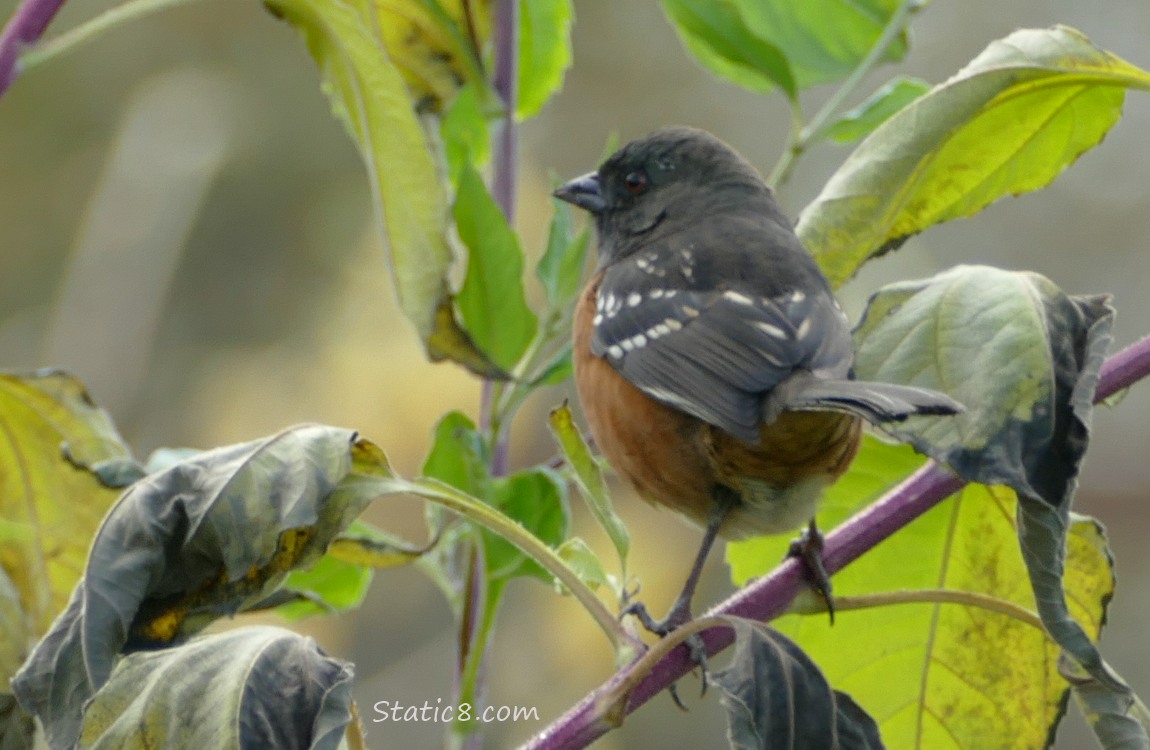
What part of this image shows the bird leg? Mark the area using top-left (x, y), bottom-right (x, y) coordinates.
top-left (787, 518), bottom-right (835, 623)
top-left (621, 487), bottom-right (737, 707)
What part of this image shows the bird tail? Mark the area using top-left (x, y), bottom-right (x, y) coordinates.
top-left (771, 375), bottom-right (964, 425)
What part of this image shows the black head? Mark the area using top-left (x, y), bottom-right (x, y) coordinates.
top-left (554, 127), bottom-right (778, 263)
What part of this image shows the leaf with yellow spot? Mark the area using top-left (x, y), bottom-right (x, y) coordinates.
top-left (0, 370), bottom-right (135, 635)
top-left (375, 0), bottom-right (493, 114)
top-left (798, 26), bottom-right (1150, 289)
top-left (11, 425), bottom-right (391, 750)
top-left (76, 627), bottom-right (355, 749)
top-left (730, 439), bottom-right (1119, 748)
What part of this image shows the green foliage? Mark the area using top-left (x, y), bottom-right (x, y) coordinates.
top-left (454, 162), bottom-right (538, 371)
top-left (820, 75), bottom-right (929, 143)
top-left (798, 25), bottom-right (1150, 288)
top-left (517, 0), bottom-right (574, 118)
top-left (663, 0), bottom-right (911, 97)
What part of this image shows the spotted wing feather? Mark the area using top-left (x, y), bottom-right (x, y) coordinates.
top-left (591, 262), bottom-right (853, 442)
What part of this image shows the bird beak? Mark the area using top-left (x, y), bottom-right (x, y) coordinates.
top-left (553, 172), bottom-right (606, 213)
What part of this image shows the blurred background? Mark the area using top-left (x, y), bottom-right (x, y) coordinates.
top-left (2, 1), bottom-right (1149, 747)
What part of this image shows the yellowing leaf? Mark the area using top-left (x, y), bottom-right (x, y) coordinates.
top-left (732, 470), bottom-right (1115, 747)
top-left (0, 371), bottom-right (133, 634)
top-left (798, 26), bottom-right (1150, 288)
top-left (267, 0), bottom-right (505, 376)
top-left (375, 0), bottom-right (492, 113)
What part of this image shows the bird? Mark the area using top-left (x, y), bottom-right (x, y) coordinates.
top-left (553, 126), bottom-right (962, 641)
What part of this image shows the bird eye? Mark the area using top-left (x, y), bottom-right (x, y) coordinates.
top-left (623, 170), bottom-right (649, 195)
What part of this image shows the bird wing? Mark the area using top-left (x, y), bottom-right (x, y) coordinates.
top-left (591, 256), bottom-right (853, 443)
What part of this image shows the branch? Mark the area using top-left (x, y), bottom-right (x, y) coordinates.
top-left (523, 333), bottom-right (1150, 750)
top-left (0, 0), bottom-right (67, 99)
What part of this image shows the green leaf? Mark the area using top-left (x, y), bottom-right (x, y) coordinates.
top-left (517, 0), bottom-right (574, 118)
top-left (276, 519), bottom-right (430, 620)
top-left (276, 552), bottom-right (372, 620)
top-left (547, 404), bottom-right (630, 571)
top-left (821, 76), bottom-right (930, 143)
top-left (741, 485), bottom-right (1116, 748)
top-left (736, 0), bottom-right (911, 88)
top-left (482, 468), bottom-right (569, 583)
top-left (661, 0), bottom-right (915, 97)
top-left (529, 346), bottom-right (573, 388)
top-left (713, 618), bottom-right (883, 749)
top-left (798, 25), bottom-right (1150, 288)
top-left (76, 626), bottom-right (355, 750)
top-left (421, 411), bottom-right (488, 496)
top-left (852, 266), bottom-right (1130, 705)
top-left (732, 430), bottom-right (1122, 747)
top-left (660, 0), bottom-right (796, 98)
top-left (851, 267), bottom-right (1111, 505)
top-left (0, 370), bottom-right (135, 635)
top-left (267, 0), bottom-right (504, 377)
top-left (454, 162), bottom-right (539, 371)
top-left (555, 538), bottom-right (610, 592)
top-left (441, 83), bottom-right (490, 183)
top-left (536, 197), bottom-right (591, 311)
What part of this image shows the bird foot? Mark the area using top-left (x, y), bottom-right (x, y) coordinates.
top-left (787, 520), bottom-right (836, 623)
top-left (621, 598), bottom-right (709, 709)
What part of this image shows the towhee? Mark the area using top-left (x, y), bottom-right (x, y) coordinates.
top-left (554, 127), bottom-right (961, 639)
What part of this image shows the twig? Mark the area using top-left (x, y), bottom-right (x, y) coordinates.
top-left (767, 0), bottom-right (923, 188)
top-left (0, 0), bottom-right (67, 99)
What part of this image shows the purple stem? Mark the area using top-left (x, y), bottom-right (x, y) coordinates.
top-left (491, 0), bottom-right (518, 225)
top-left (477, 0), bottom-right (517, 478)
top-left (0, 0), bottom-right (66, 99)
top-left (461, 3), bottom-right (517, 750)
top-left (524, 333), bottom-right (1150, 750)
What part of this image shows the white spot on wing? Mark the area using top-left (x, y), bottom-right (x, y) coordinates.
top-left (650, 289), bottom-right (664, 299)
top-left (608, 345), bottom-right (623, 359)
top-left (790, 290), bottom-right (806, 303)
top-left (723, 290), bottom-right (755, 306)
top-left (621, 338), bottom-right (635, 352)
top-left (760, 349), bottom-right (784, 367)
top-left (627, 292), bottom-right (642, 307)
top-left (681, 305), bottom-right (699, 318)
top-left (643, 386), bottom-right (696, 412)
top-left (755, 321), bottom-right (788, 339)
top-left (795, 318), bottom-right (812, 340)
top-left (593, 314), bottom-right (603, 326)
top-left (631, 334), bottom-right (647, 348)
top-left (665, 318), bottom-right (683, 331)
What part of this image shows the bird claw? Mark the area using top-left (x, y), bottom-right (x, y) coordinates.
top-left (621, 599), bottom-right (709, 704)
top-left (787, 520), bottom-right (836, 623)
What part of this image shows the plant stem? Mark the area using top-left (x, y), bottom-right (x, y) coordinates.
top-left (832, 590), bottom-right (1045, 630)
top-left (463, 3), bottom-right (518, 748)
top-left (480, 0), bottom-right (519, 476)
top-left (522, 333), bottom-right (1150, 750)
top-left (766, 0), bottom-right (922, 188)
top-left (405, 478), bottom-right (636, 655)
top-left (0, 0), bottom-right (67, 99)
top-left (18, 0), bottom-right (201, 74)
